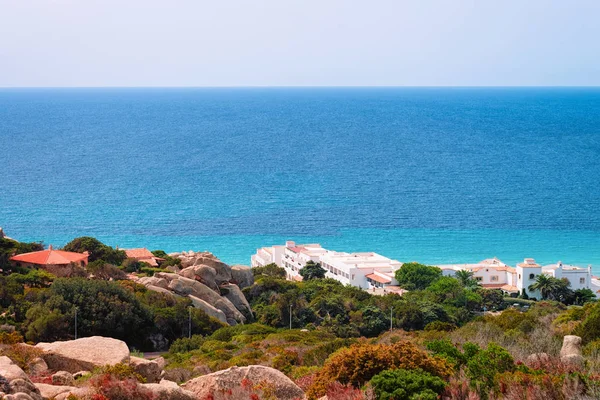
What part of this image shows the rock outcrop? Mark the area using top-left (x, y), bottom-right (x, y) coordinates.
top-left (231, 265), bottom-right (254, 289)
top-left (560, 335), bottom-right (583, 366)
top-left (36, 336), bottom-right (130, 373)
top-left (34, 383), bottom-right (79, 400)
top-left (138, 253), bottom-right (253, 327)
top-left (183, 365), bottom-right (305, 400)
top-left (0, 356), bottom-right (43, 400)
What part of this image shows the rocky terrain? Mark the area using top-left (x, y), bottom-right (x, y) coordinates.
top-left (0, 336), bottom-right (305, 400)
top-left (135, 251), bottom-right (254, 326)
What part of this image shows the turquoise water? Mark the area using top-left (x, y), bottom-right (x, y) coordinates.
top-left (1, 88), bottom-right (599, 270)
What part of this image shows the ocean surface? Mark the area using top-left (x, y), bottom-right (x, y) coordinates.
top-left (1, 88), bottom-right (599, 272)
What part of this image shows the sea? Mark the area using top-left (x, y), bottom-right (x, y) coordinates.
top-left (1, 87), bottom-right (599, 272)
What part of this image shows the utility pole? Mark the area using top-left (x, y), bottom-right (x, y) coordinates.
top-left (289, 304), bottom-right (292, 330)
top-left (390, 306), bottom-right (393, 332)
top-left (188, 307), bottom-right (192, 339)
top-left (74, 308), bottom-right (78, 339)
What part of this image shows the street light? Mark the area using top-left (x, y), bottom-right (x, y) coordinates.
top-left (289, 304), bottom-right (292, 330)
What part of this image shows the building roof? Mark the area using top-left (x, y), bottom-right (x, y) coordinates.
top-left (124, 248), bottom-right (156, 259)
top-left (366, 273), bottom-right (392, 284)
top-left (10, 247), bottom-right (88, 265)
top-left (517, 258), bottom-right (540, 268)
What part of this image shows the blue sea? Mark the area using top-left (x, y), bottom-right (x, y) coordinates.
top-left (1, 88), bottom-right (599, 272)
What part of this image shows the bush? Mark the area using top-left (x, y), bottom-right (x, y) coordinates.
top-left (466, 342), bottom-right (514, 395)
top-left (394, 263), bottom-right (442, 291)
top-left (63, 237), bottom-right (126, 265)
top-left (370, 368), bottom-right (447, 400)
top-left (307, 340), bottom-right (451, 399)
top-left (169, 335), bottom-right (205, 353)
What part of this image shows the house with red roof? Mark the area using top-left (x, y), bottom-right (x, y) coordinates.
top-left (123, 248), bottom-right (164, 267)
top-left (10, 245), bottom-right (89, 277)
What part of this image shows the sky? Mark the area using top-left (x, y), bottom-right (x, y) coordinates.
top-left (0, 0), bottom-right (599, 87)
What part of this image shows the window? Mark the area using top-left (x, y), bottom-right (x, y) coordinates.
top-left (529, 273), bottom-right (535, 280)
top-left (475, 276), bottom-right (483, 282)
top-left (580, 278), bottom-right (586, 284)
top-left (490, 276), bottom-right (499, 282)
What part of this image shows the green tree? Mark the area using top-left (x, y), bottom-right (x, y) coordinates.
top-left (0, 276), bottom-right (23, 308)
top-left (466, 342), bottom-right (514, 396)
top-left (572, 288), bottom-right (596, 305)
top-left (151, 250), bottom-right (181, 267)
top-left (63, 237), bottom-right (126, 265)
top-left (370, 368), bottom-right (447, 400)
top-left (528, 274), bottom-right (568, 300)
top-left (252, 263), bottom-right (286, 279)
top-left (299, 261), bottom-right (326, 281)
top-left (394, 263), bottom-right (442, 290)
top-left (455, 270), bottom-right (480, 289)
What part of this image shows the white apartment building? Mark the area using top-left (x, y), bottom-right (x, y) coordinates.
top-left (251, 241), bottom-right (402, 289)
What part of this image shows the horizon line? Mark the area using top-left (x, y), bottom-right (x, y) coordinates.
top-left (1, 85), bottom-right (600, 89)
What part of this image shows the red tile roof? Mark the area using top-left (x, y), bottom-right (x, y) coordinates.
top-left (124, 248), bottom-right (155, 259)
top-left (10, 249), bottom-right (88, 265)
top-left (366, 273), bottom-right (392, 284)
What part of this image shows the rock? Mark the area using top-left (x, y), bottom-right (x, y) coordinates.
top-left (36, 336), bottom-right (130, 373)
top-left (0, 357), bottom-right (43, 400)
top-left (168, 277), bottom-right (245, 324)
top-left (560, 335), bottom-right (584, 366)
top-left (193, 365), bottom-right (211, 376)
top-left (183, 365), bottom-right (305, 400)
top-left (161, 368), bottom-right (192, 384)
top-left (152, 356), bottom-right (166, 370)
top-left (526, 353), bottom-right (551, 366)
top-left (130, 356), bottom-right (162, 383)
top-left (146, 284), bottom-right (179, 299)
top-left (73, 370), bottom-right (91, 379)
top-left (5, 393), bottom-right (34, 400)
top-left (141, 379), bottom-right (196, 400)
top-left (26, 358), bottom-right (48, 377)
top-left (138, 276), bottom-right (169, 289)
top-left (166, 266), bottom-right (181, 273)
top-left (148, 333), bottom-right (170, 352)
top-left (0, 356), bottom-right (29, 382)
top-left (221, 283), bottom-right (252, 319)
top-left (192, 256), bottom-right (232, 285)
top-left (180, 265), bottom-right (220, 293)
top-left (52, 371), bottom-right (75, 386)
top-left (53, 387), bottom-right (92, 400)
top-left (154, 272), bottom-right (181, 282)
top-left (231, 265), bottom-right (254, 289)
top-left (0, 325), bottom-right (16, 333)
top-left (189, 295), bottom-right (228, 324)
top-left (34, 383), bottom-right (78, 399)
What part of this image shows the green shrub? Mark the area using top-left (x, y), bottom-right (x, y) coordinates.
top-left (370, 368), bottom-right (447, 400)
top-left (169, 335), bottom-right (205, 353)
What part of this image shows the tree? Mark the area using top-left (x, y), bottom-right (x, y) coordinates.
top-left (394, 263), bottom-right (442, 290)
top-left (252, 263), bottom-right (286, 279)
top-left (299, 261), bottom-right (326, 281)
top-left (528, 274), bottom-right (570, 301)
top-left (63, 237), bottom-right (126, 265)
top-left (572, 288), bottom-right (596, 305)
top-left (370, 368), bottom-right (447, 400)
top-left (455, 270), bottom-right (480, 289)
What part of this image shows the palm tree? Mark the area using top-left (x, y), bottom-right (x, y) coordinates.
top-left (528, 274), bottom-right (561, 300)
top-left (455, 270), bottom-right (480, 289)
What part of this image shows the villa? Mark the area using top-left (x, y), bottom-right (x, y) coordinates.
top-left (252, 242), bottom-right (598, 297)
top-left (9, 245), bottom-right (89, 277)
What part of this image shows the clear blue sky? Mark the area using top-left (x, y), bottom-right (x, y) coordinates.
top-left (1, 0), bottom-right (599, 87)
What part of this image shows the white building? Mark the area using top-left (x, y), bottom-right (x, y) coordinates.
top-left (252, 241), bottom-right (402, 289)
top-left (438, 257), bottom-right (595, 299)
top-left (253, 242), bottom-right (597, 298)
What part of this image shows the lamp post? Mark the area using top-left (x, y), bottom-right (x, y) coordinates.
top-left (390, 306), bottom-right (393, 332)
top-left (289, 304), bottom-right (292, 330)
top-left (188, 307), bottom-right (192, 339)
